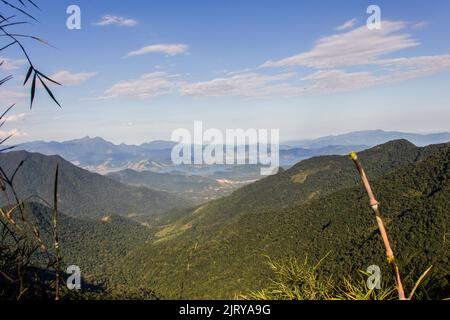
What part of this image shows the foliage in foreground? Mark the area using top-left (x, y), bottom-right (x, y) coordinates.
top-left (238, 256), bottom-right (400, 301)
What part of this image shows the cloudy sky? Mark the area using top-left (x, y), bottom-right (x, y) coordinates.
top-left (1, 0), bottom-right (450, 144)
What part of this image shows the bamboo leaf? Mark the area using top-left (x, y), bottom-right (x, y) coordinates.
top-left (0, 104), bottom-right (15, 121)
top-left (30, 72), bottom-right (37, 108)
top-left (0, 0), bottom-right (38, 21)
top-left (27, 0), bottom-right (39, 9)
top-left (37, 75), bottom-right (62, 108)
top-left (408, 265), bottom-right (433, 300)
top-left (10, 160), bottom-right (25, 183)
top-left (0, 40), bottom-right (17, 51)
top-left (37, 71), bottom-right (61, 86)
top-left (0, 75), bottom-right (13, 85)
top-left (23, 65), bottom-right (33, 85)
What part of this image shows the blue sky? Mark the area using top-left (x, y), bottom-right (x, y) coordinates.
top-left (1, 0), bottom-right (450, 144)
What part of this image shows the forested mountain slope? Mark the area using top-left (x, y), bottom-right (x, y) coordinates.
top-left (0, 202), bottom-right (152, 297)
top-left (0, 151), bottom-right (189, 217)
top-left (184, 140), bottom-right (442, 222)
top-left (111, 141), bottom-right (449, 299)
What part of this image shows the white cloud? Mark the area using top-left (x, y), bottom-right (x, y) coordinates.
top-left (0, 128), bottom-right (27, 138)
top-left (90, 19), bottom-right (450, 101)
top-left (94, 53), bottom-right (450, 101)
top-left (179, 69), bottom-right (384, 98)
top-left (252, 19), bottom-right (450, 96)
top-left (299, 69), bottom-right (380, 94)
top-left (127, 44), bottom-right (189, 57)
top-left (0, 57), bottom-right (27, 70)
top-left (412, 21), bottom-right (429, 30)
top-left (94, 15), bottom-right (138, 27)
top-left (0, 89), bottom-right (28, 104)
top-left (179, 53), bottom-right (450, 99)
top-left (96, 72), bottom-right (181, 100)
top-left (180, 72), bottom-right (295, 98)
top-left (262, 21), bottom-right (419, 69)
top-left (50, 70), bottom-right (97, 86)
top-left (336, 18), bottom-right (357, 31)
top-left (293, 54), bottom-right (450, 95)
top-left (3, 113), bottom-right (28, 122)
top-left (376, 54), bottom-right (450, 82)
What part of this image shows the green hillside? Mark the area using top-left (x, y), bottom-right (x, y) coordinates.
top-left (110, 141), bottom-right (449, 299)
top-left (0, 151), bottom-right (190, 217)
top-left (108, 169), bottom-right (223, 204)
top-left (1, 141), bottom-right (448, 300)
top-left (0, 202), bottom-right (154, 299)
top-left (204, 140), bottom-right (441, 217)
top-left (1, 202), bottom-right (151, 276)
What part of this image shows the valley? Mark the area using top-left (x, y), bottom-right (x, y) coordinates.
top-left (1, 0), bottom-right (450, 305)
top-left (107, 140), bottom-right (450, 299)
top-left (1, 136), bottom-right (448, 300)
top-left (7, 130), bottom-right (449, 204)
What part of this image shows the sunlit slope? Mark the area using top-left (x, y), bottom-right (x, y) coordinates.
top-left (112, 141), bottom-right (449, 299)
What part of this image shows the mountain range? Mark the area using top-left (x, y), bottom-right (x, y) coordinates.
top-left (286, 130), bottom-right (450, 148)
top-left (1, 138), bottom-right (449, 300)
top-left (109, 140), bottom-right (450, 299)
top-left (0, 151), bottom-right (189, 218)
top-left (10, 130), bottom-right (448, 175)
top-left (10, 137), bottom-right (175, 174)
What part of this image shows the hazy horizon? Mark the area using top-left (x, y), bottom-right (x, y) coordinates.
top-left (9, 128), bottom-right (450, 146)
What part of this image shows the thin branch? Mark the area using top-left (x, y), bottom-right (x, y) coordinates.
top-left (0, 0), bottom-right (38, 22)
top-left (349, 151), bottom-right (407, 300)
top-left (52, 164), bottom-right (61, 301)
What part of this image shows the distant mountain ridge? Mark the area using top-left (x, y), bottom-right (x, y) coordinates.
top-left (6, 130), bottom-right (450, 175)
top-left (0, 151), bottom-right (190, 217)
top-left (8, 137), bottom-right (367, 174)
top-left (286, 130), bottom-right (450, 148)
top-left (10, 136), bottom-right (174, 173)
top-left (8, 130), bottom-right (448, 175)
